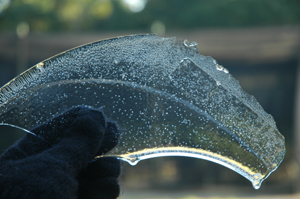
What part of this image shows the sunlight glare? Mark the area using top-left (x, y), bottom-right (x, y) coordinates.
top-left (121, 0), bottom-right (147, 12)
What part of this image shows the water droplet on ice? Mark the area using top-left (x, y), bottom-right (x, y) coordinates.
top-left (127, 157), bottom-right (140, 166)
top-left (183, 40), bottom-right (198, 47)
top-left (252, 181), bottom-right (261, 189)
top-left (223, 68), bottom-right (229, 73)
top-left (216, 64), bottom-right (223, 71)
top-left (215, 63), bottom-right (229, 73)
top-left (251, 174), bottom-right (262, 189)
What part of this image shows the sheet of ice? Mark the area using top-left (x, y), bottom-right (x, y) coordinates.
top-left (0, 34), bottom-right (285, 189)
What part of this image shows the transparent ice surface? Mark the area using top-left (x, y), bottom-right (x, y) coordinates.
top-left (0, 34), bottom-right (285, 189)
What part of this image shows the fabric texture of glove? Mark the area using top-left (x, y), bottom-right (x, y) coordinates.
top-left (0, 106), bottom-right (122, 199)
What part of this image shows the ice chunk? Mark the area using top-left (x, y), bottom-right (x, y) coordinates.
top-left (0, 34), bottom-right (285, 189)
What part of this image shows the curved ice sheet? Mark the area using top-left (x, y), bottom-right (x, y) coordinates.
top-left (0, 34), bottom-right (285, 189)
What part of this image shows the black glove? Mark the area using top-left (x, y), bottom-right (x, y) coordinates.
top-left (0, 106), bottom-right (122, 199)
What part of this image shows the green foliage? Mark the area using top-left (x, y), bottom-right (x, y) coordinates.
top-left (0, 0), bottom-right (299, 32)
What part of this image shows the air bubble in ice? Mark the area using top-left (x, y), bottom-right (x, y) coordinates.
top-left (114, 59), bottom-right (119, 65)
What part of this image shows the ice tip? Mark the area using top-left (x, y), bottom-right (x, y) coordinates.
top-left (252, 179), bottom-right (262, 190)
top-left (120, 156), bottom-right (140, 166)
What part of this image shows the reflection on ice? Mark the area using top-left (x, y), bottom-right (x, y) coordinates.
top-left (0, 34), bottom-right (285, 189)
top-left (113, 148), bottom-right (264, 189)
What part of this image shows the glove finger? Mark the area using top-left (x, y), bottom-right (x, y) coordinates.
top-left (30, 106), bottom-right (96, 144)
top-left (40, 107), bottom-right (107, 172)
top-left (0, 133), bottom-right (51, 161)
top-left (79, 157), bottom-right (121, 180)
top-left (78, 177), bottom-right (120, 199)
top-left (97, 121), bottom-right (121, 155)
top-left (65, 108), bottom-right (105, 140)
top-left (0, 107), bottom-right (87, 161)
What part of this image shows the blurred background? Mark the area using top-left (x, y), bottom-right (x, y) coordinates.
top-left (0, 0), bottom-right (300, 198)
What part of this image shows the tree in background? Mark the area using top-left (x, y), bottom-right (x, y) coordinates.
top-left (0, 0), bottom-right (299, 33)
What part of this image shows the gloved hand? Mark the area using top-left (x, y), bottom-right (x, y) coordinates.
top-left (0, 106), bottom-right (122, 199)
